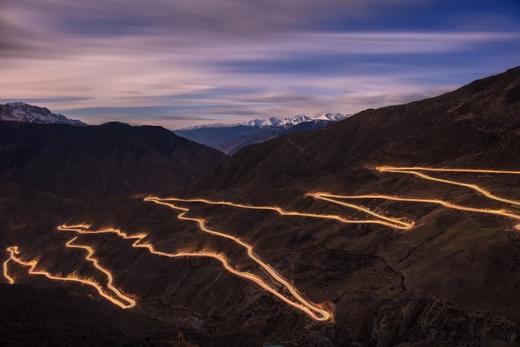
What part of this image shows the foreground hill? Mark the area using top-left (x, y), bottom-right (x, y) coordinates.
top-left (0, 121), bottom-right (226, 198)
top-left (0, 284), bottom-right (202, 346)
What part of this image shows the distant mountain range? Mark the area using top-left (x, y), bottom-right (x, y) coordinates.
top-left (0, 102), bottom-right (85, 126)
top-left (244, 113), bottom-right (346, 128)
top-left (176, 113), bottom-right (349, 154)
top-left (0, 101), bottom-right (348, 156)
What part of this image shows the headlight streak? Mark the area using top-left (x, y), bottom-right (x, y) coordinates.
top-left (305, 192), bottom-right (413, 230)
top-left (58, 222), bottom-right (333, 322)
top-left (3, 241), bottom-right (135, 309)
top-left (322, 166), bottom-right (520, 230)
top-left (151, 196), bottom-right (411, 230)
top-left (377, 166), bottom-right (520, 207)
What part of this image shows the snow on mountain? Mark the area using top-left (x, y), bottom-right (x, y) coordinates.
top-left (246, 117), bottom-right (282, 127)
top-left (0, 102), bottom-right (86, 126)
top-left (177, 112), bottom-right (350, 154)
top-left (245, 113), bottom-right (348, 128)
top-left (279, 114), bottom-right (312, 127)
top-left (314, 113), bottom-right (349, 122)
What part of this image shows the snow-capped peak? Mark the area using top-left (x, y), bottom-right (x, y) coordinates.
top-left (314, 113), bottom-right (349, 122)
top-left (246, 117), bottom-right (282, 128)
top-left (0, 102), bottom-right (86, 126)
top-left (244, 113), bottom-right (349, 128)
top-left (278, 114), bottom-right (312, 127)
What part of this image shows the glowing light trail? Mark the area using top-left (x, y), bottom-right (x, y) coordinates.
top-left (377, 166), bottom-right (520, 207)
top-left (2, 243), bottom-right (135, 309)
top-left (59, 222), bottom-right (333, 322)
top-left (153, 196), bottom-right (410, 230)
top-left (64, 237), bottom-right (135, 308)
top-left (3, 255), bottom-right (14, 284)
top-left (322, 166), bottom-right (520, 230)
top-left (320, 193), bottom-right (520, 229)
top-left (377, 166), bottom-right (520, 175)
top-left (306, 192), bottom-right (413, 229)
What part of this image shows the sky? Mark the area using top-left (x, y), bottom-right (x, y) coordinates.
top-left (1, 0), bottom-right (519, 129)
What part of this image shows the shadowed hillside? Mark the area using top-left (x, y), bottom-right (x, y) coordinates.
top-left (0, 122), bottom-right (226, 198)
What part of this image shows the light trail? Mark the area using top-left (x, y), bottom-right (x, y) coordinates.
top-left (58, 223), bottom-right (333, 322)
top-left (377, 166), bottom-right (520, 175)
top-left (3, 254), bottom-right (14, 284)
top-left (377, 166), bottom-right (520, 207)
top-left (152, 196), bottom-right (410, 230)
top-left (322, 166), bottom-right (520, 230)
top-left (64, 237), bottom-right (135, 308)
top-left (306, 192), bottom-right (413, 230)
top-left (2, 240), bottom-right (135, 309)
top-left (321, 193), bottom-right (520, 229)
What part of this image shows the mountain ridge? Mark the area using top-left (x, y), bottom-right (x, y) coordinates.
top-left (0, 121), bottom-right (226, 199)
top-left (176, 113), bottom-right (348, 154)
top-left (0, 102), bottom-right (86, 126)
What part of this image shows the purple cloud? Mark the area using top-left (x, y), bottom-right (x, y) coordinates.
top-left (0, 0), bottom-right (519, 128)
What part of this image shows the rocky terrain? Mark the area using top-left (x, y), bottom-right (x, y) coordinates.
top-left (2, 67), bottom-right (520, 346)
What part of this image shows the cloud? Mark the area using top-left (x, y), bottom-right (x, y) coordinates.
top-left (0, 96), bottom-right (90, 104)
top-left (0, 0), bottom-right (519, 128)
top-left (4, 0), bottom-right (417, 37)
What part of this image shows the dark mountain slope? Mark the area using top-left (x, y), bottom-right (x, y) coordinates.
top-left (0, 121), bottom-right (226, 198)
top-left (213, 66), bottom-right (520, 191)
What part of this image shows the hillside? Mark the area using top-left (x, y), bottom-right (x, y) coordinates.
top-left (0, 284), bottom-right (202, 346)
top-left (0, 121), bottom-right (226, 198)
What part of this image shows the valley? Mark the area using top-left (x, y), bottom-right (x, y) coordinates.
top-left (2, 67), bottom-right (520, 345)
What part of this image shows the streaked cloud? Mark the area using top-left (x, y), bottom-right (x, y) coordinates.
top-left (0, 0), bottom-right (519, 128)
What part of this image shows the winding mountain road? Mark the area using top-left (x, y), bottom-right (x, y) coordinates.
top-left (3, 165), bottom-right (520, 322)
